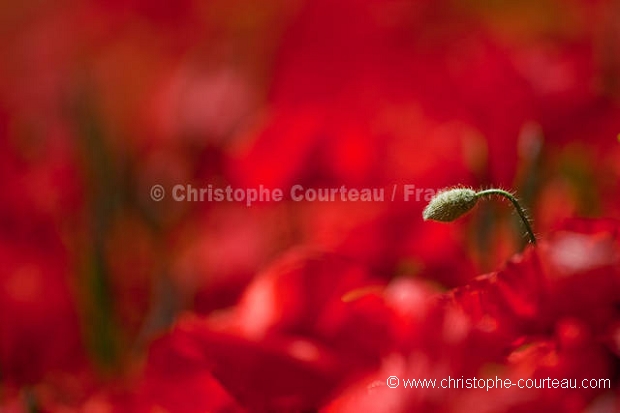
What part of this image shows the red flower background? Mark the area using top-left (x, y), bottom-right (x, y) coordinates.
top-left (1, 0), bottom-right (620, 411)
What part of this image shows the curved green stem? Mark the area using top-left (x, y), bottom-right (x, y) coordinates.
top-left (475, 189), bottom-right (536, 244)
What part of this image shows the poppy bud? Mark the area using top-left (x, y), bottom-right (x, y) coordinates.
top-left (422, 188), bottom-right (478, 222)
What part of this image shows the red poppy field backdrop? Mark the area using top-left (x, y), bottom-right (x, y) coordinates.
top-left (1, 0), bottom-right (620, 412)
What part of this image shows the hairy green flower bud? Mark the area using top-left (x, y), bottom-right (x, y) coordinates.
top-left (422, 188), bottom-right (478, 222)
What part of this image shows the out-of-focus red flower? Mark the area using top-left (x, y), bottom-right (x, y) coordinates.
top-left (452, 219), bottom-right (620, 342)
top-left (326, 219), bottom-right (620, 412)
top-left (141, 250), bottom-right (434, 411)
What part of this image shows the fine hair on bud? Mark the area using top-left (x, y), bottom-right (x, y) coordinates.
top-left (422, 187), bottom-right (478, 222)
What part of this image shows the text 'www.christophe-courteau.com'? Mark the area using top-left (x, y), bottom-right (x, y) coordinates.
top-left (385, 376), bottom-right (611, 392)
